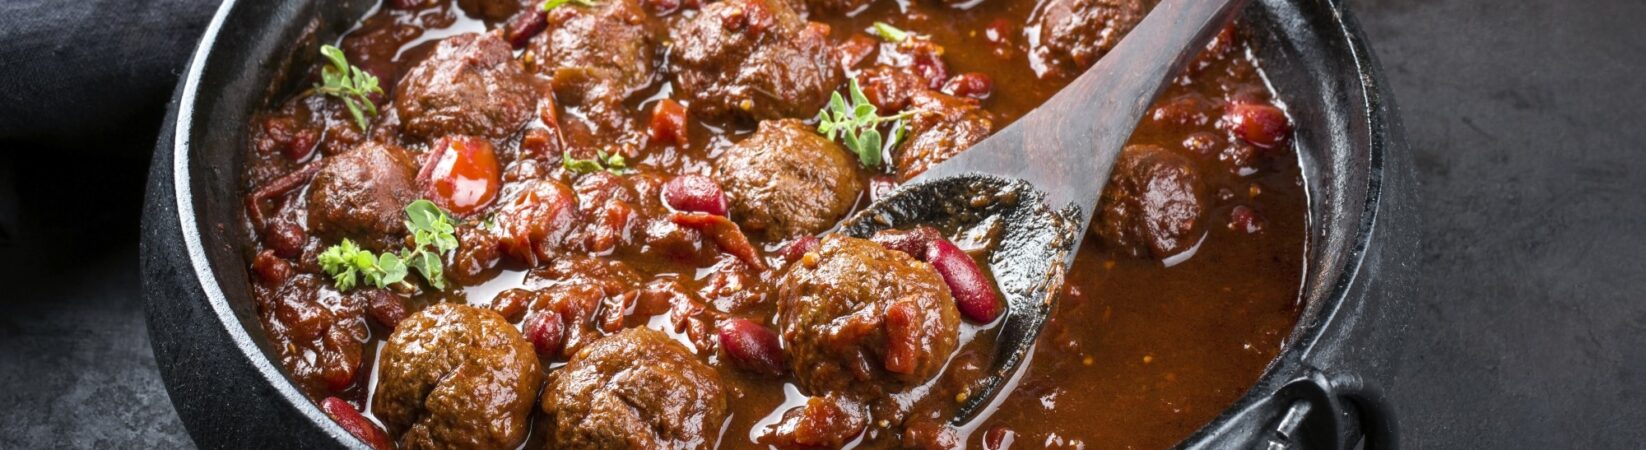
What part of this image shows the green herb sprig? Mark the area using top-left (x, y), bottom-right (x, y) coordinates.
top-left (872, 21), bottom-right (910, 43)
top-left (543, 0), bottom-right (600, 11)
top-left (563, 150), bottom-right (629, 175)
top-left (311, 45), bottom-right (383, 132)
top-left (816, 79), bottom-right (916, 168)
top-left (318, 200), bottom-right (458, 292)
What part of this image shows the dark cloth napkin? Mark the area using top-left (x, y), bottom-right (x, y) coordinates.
top-left (0, 0), bottom-right (221, 144)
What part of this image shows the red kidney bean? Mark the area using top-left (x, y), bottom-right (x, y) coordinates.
top-left (504, 11), bottom-right (548, 49)
top-left (882, 300), bottom-right (921, 375)
top-left (264, 219), bottom-right (307, 259)
top-left (648, 99), bottom-right (690, 147)
top-left (671, 212), bottom-right (767, 270)
top-left (1229, 205), bottom-right (1265, 233)
top-left (925, 238), bottom-right (1002, 323)
top-left (525, 310), bottom-right (564, 360)
top-left (869, 226), bottom-right (941, 257)
top-left (320, 397), bottom-right (394, 450)
top-left (251, 250), bottom-right (292, 286)
top-left (941, 72), bottom-right (994, 100)
top-left (719, 318), bottom-right (787, 376)
top-left (1225, 101), bottom-right (1291, 149)
top-left (420, 136), bottom-right (502, 217)
top-left (983, 425), bottom-right (1017, 450)
top-left (780, 235), bottom-right (821, 263)
top-left (909, 43), bottom-right (950, 90)
top-left (363, 289), bottom-right (407, 330)
top-left (662, 175), bottom-right (729, 217)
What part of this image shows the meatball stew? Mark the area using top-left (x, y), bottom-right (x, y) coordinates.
top-left (239, 0), bottom-right (1306, 448)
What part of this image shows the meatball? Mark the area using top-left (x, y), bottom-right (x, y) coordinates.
top-left (669, 0), bottom-right (843, 120)
top-left (717, 119), bottom-right (864, 240)
top-left (307, 141), bottom-right (418, 251)
top-left (1025, 0), bottom-right (1145, 79)
top-left (776, 236), bottom-right (960, 394)
top-left (540, 328), bottom-right (729, 450)
top-left (529, 0), bottom-right (658, 149)
top-left (1094, 144), bottom-right (1207, 259)
top-left (895, 91), bottom-right (995, 181)
top-left (395, 32), bottom-right (537, 141)
top-left (372, 303), bottom-right (542, 450)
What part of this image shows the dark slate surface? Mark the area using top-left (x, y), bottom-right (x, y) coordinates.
top-left (1, 0), bottom-right (1644, 448)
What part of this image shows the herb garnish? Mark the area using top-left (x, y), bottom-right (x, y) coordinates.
top-left (543, 0), bottom-right (600, 11)
top-left (311, 45), bottom-right (384, 132)
top-left (816, 79), bottom-right (916, 168)
top-left (318, 199), bottom-right (458, 291)
top-left (563, 150), bottom-right (629, 175)
top-left (872, 22), bottom-right (910, 43)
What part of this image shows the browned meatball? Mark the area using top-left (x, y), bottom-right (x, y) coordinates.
top-left (1094, 144), bottom-right (1207, 258)
top-left (394, 32), bottom-right (537, 141)
top-left (1024, 0), bottom-right (1145, 79)
top-left (776, 236), bottom-right (960, 395)
top-left (529, 0), bottom-right (658, 149)
top-left (372, 303), bottom-right (542, 450)
top-left (307, 141), bottom-right (418, 251)
top-left (669, 0), bottom-right (843, 120)
top-left (716, 119), bottom-right (863, 240)
top-left (540, 328), bottom-right (729, 450)
top-left (895, 90), bottom-right (995, 182)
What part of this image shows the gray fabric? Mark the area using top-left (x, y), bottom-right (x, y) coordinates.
top-left (0, 0), bottom-right (220, 142)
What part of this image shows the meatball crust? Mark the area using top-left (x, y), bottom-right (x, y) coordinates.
top-left (716, 119), bottom-right (864, 240)
top-left (1025, 0), bottom-right (1145, 79)
top-left (776, 236), bottom-right (960, 394)
top-left (896, 90), bottom-right (995, 181)
top-left (528, 0), bottom-right (658, 148)
top-left (1094, 144), bottom-right (1208, 258)
top-left (540, 328), bottom-right (729, 450)
top-left (307, 141), bottom-right (418, 251)
top-left (669, 0), bottom-right (843, 120)
top-left (394, 32), bottom-right (538, 142)
top-left (372, 303), bottom-right (542, 450)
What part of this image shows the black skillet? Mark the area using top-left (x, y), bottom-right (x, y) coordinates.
top-left (140, 0), bottom-right (1418, 447)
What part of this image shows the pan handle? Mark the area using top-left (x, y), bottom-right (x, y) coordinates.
top-left (1254, 370), bottom-right (1399, 450)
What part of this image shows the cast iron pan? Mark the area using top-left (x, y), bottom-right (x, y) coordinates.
top-left (140, 0), bottom-right (1418, 448)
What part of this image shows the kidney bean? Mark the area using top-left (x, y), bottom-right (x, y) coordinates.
top-left (780, 235), bottom-right (821, 263)
top-left (320, 397), bottom-right (394, 450)
top-left (1229, 205), bottom-right (1265, 233)
top-left (525, 310), bottom-right (564, 360)
top-left (671, 212), bottom-right (766, 270)
top-left (909, 42), bottom-right (950, 89)
top-left (882, 300), bottom-right (922, 375)
top-left (264, 219), bottom-right (307, 259)
top-left (869, 226), bottom-right (941, 257)
top-left (662, 175), bottom-right (729, 217)
top-left (941, 72), bottom-right (994, 100)
top-left (363, 289), bottom-right (407, 330)
top-left (420, 136), bottom-right (501, 217)
top-left (983, 425), bottom-right (1017, 450)
top-left (505, 11), bottom-right (548, 49)
top-left (719, 318), bottom-right (787, 376)
top-left (925, 238), bottom-right (1001, 323)
top-left (251, 250), bottom-right (292, 286)
top-left (1225, 101), bottom-right (1291, 149)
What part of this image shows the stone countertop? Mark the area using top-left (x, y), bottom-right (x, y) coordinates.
top-left (2, 0), bottom-right (1644, 447)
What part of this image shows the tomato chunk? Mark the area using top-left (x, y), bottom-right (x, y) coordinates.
top-left (419, 135), bottom-right (501, 217)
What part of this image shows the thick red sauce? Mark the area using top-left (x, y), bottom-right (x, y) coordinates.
top-left (238, 0), bottom-right (1305, 448)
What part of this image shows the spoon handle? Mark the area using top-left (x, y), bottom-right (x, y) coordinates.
top-left (914, 0), bottom-right (1250, 231)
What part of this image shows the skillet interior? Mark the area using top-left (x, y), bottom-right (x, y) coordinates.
top-left (140, 0), bottom-right (1401, 447)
